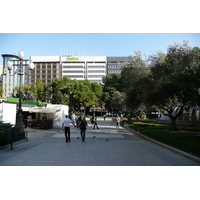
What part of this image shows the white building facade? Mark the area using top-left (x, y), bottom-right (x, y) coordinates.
top-left (60, 56), bottom-right (107, 83)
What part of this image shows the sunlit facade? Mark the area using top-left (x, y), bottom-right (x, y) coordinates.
top-left (1, 56), bottom-right (29, 97)
top-left (1, 55), bottom-right (130, 98)
top-left (107, 57), bottom-right (131, 75)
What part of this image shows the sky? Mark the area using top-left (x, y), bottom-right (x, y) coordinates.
top-left (0, 33), bottom-right (200, 65)
top-left (1, 1), bottom-right (200, 66)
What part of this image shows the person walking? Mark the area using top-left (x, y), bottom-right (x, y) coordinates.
top-left (27, 114), bottom-right (33, 128)
top-left (93, 117), bottom-right (99, 129)
top-left (120, 114), bottom-right (124, 127)
top-left (62, 115), bottom-right (75, 142)
top-left (116, 114), bottom-right (120, 128)
top-left (75, 114), bottom-right (79, 128)
top-left (78, 117), bottom-right (88, 142)
top-left (71, 113), bottom-right (76, 126)
top-left (91, 116), bottom-right (94, 128)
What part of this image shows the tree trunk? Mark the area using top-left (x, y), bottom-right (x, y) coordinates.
top-left (169, 116), bottom-right (178, 131)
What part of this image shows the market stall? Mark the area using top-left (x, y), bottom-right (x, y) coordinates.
top-left (29, 105), bottom-right (68, 129)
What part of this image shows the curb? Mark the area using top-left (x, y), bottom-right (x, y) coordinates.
top-left (124, 125), bottom-right (200, 163)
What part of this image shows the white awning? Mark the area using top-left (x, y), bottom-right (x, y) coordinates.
top-left (29, 107), bottom-right (60, 113)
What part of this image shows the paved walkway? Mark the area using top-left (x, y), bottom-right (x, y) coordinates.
top-left (0, 118), bottom-right (199, 166)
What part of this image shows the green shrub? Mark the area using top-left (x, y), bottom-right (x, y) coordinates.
top-left (132, 122), bottom-right (158, 127)
top-left (0, 122), bottom-right (25, 146)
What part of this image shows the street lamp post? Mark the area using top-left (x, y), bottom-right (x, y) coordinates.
top-left (66, 92), bottom-right (76, 113)
top-left (17, 51), bottom-right (25, 129)
top-left (2, 50), bottom-right (35, 131)
top-left (93, 104), bottom-right (95, 117)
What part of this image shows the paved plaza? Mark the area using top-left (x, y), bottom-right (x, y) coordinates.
top-left (0, 118), bottom-right (199, 166)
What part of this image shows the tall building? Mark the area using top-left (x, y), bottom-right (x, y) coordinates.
top-left (60, 56), bottom-right (107, 83)
top-left (2, 54), bottom-right (130, 98)
top-left (107, 56), bottom-right (131, 75)
top-left (29, 56), bottom-right (61, 91)
top-left (0, 65), bottom-right (3, 89)
top-left (29, 55), bottom-right (107, 85)
top-left (1, 55), bottom-right (29, 97)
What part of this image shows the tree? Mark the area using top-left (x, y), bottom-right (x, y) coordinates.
top-left (52, 91), bottom-right (68, 105)
top-left (13, 84), bottom-right (35, 100)
top-left (145, 42), bottom-right (200, 130)
top-left (144, 82), bottom-right (184, 130)
top-left (51, 76), bottom-right (72, 103)
top-left (0, 86), bottom-right (3, 97)
top-left (102, 73), bottom-right (123, 92)
top-left (121, 51), bottom-right (150, 115)
top-left (102, 74), bottom-right (123, 112)
top-left (34, 80), bottom-right (47, 102)
top-left (56, 79), bottom-right (103, 113)
top-left (111, 91), bottom-right (126, 114)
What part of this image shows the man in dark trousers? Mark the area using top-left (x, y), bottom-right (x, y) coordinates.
top-left (93, 117), bottom-right (99, 129)
top-left (62, 115), bottom-right (75, 142)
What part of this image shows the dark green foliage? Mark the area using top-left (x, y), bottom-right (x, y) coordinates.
top-left (0, 122), bottom-right (25, 146)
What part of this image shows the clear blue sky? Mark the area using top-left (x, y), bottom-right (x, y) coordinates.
top-left (0, 33), bottom-right (200, 65)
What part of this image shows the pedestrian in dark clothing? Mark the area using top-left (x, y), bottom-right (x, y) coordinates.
top-left (91, 116), bottom-right (94, 128)
top-left (93, 117), bottom-right (99, 129)
top-left (78, 117), bottom-right (88, 142)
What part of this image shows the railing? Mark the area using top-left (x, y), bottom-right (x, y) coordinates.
top-left (142, 132), bottom-right (200, 158)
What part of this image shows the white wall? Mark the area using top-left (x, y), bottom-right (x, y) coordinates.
top-left (49, 105), bottom-right (69, 128)
top-left (0, 102), bottom-right (16, 125)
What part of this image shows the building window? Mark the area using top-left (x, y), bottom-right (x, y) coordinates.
top-left (65, 75), bottom-right (83, 78)
top-left (63, 66), bottom-right (84, 68)
top-left (88, 75), bottom-right (104, 78)
top-left (63, 70), bottom-right (83, 73)
top-left (88, 70), bottom-right (105, 73)
top-left (87, 66), bottom-right (105, 68)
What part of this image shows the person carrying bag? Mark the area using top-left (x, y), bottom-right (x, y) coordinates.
top-left (78, 117), bottom-right (88, 142)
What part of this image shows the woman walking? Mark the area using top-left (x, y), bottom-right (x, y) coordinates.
top-left (78, 117), bottom-right (88, 142)
top-left (120, 114), bottom-right (124, 127)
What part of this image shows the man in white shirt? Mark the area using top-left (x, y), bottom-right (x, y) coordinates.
top-left (27, 114), bottom-right (33, 128)
top-left (62, 115), bottom-right (75, 142)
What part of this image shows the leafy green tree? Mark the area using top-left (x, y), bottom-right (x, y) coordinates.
top-left (52, 91), bottom-right (68, 105)
top-left (0, 86), bottom-right (3, 97)
top-left (13, 84), bottom-right (35, 100)
top-left (34, 80), bottom-right (47, 102)
top-left (90, 82), bottom-right (103, 101)
top-left (56, 79), bottom-right (103, 113)
top-left (102, 73), bottom-right (123, 92)
top-left (145, 42), bottom-right (200, 130)
top-left (111, 91), bottom-right (127, 113)
top-left (121, 51), bottom-right (150, 115)
top-left (50, 76), bottom-right (72, 104)
top-left (102, 74), bottom-right (123, 112)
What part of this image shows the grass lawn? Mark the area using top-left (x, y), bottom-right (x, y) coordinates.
top-left (125, 119), bottom-right (200, 158)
